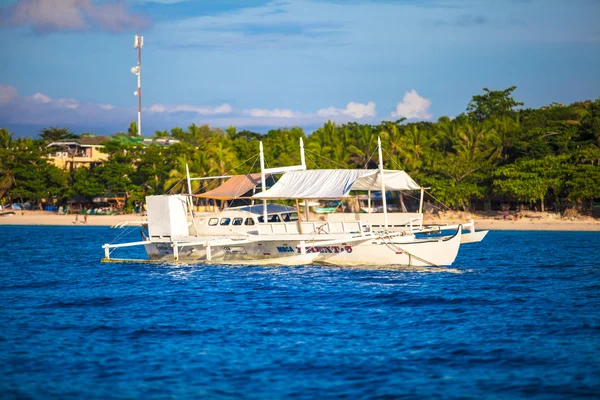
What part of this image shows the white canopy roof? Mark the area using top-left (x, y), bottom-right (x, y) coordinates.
top-left (253, 169), bottom-right (420, 200)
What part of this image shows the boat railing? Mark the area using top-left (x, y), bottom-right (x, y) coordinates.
top-left (258, 221), bottom-right (364, 236)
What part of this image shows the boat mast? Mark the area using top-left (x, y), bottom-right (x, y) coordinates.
top-left (300, 137), bottom-right (310, 221)
top-left (377, 136), bottom-right (388, 230)
top-left (300, 137), bottom-right (306, 168)
top-left (259, 141), bottom-right (268, 223)
top-left (185, 163), bottom-right (200, 236)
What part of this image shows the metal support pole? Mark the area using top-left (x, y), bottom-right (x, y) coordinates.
top-left (296, 199), bottom-right (303, 234)
top-left (377, 137), bottom-right (388, 230)
top-left (137, 47), bottom-right (141, 136)
top-left (186, 163), bottom-right (200, 236)
top-left (304, 199), bottom-right (309, 221)
top-left (133, 35), bottom-right (143, 136)
top-left (172, 242), bottom-right (179, 261)
top-left (300, 137), bottom-right (306, 169)
top-left (418, 187), bottom-right (425, 214)
top-left (259, 141), bottom-right (268, 224)
top-left (206, 244), bottom-right (212, 262)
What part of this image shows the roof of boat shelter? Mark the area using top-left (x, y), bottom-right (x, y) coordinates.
top-left (195, 173), bottom-right (272, 200)
top-left (252, 169), bottom-right (421, 200)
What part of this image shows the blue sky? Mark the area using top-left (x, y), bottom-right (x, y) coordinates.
top-left (0, 0), bottom-right (599, 138)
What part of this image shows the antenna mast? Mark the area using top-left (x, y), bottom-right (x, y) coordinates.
top-left (132, 35), bottom-right (144, 136)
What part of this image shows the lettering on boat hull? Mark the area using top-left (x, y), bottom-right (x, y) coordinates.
top-left (275, 245), bottom-right (354, 254)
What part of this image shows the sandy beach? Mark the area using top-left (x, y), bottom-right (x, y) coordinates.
top-left (1, 210), bottom-right (599, 231)
top-left (0, 211), bottom-right (145, 227)
top-left (424, 211), bottom-right (600, 231)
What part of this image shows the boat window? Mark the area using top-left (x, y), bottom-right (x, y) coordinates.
top-left (268, 215), bottom-right (281, 223)
top-left (258, 216), bottom-right (264, 223)
top-left (281, 213), bottom-right (298, 222)
top-left (232, 218), bottom-right (243, 226)
top-left (208, 218), bottom-right (218, 226)
top-left (220, 218), bottom-right (231, 226)
top-left (244, 218), bottom-right (255, 226)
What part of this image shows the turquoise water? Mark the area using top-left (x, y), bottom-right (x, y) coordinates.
top-left (0, 226), bottom-right (599, 399)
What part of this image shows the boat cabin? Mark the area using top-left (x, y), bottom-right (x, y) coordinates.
top-left (194, 204), bottom-right (298, 236)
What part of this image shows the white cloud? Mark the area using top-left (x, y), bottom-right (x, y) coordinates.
top-left (391, 90), bottom-right (432, 120)
top-left (148, 103), bottom-right (232, 115)
top-left (318, 101), bottom-right (376, 119)
top-left (30, 92), bottom-right (80, 109)
top-left (0, 84), bottom-right (421, 132)
top-left (0, 84), bottom-right (18, 106)
top-left (0, 86), bottom-right (129, 128)
top-left (31, 92), bottom-right (51, 103)
top-left (55, 98), bottom-right (80, 109)
top-left (243, 108), bottom-right (302, 118)
top-left (2, 0), bottom-right (150, 33)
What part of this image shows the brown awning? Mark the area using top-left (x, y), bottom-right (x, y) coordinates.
top-left (195, 173), bottom-right (269, 200)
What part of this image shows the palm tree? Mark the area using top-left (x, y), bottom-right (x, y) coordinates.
top-left (39, 126), bottom-right (78, 142)
top-left (0, 128), bottom-right (13, 149)
top-left (170, 127), bottom-right (185, 140)
top-left (436, 119), bottom-right (500, 184)
top-left (379, 121), bottom-right (403, 156)
top-left (453, 120), bottom-right (500, 162)
top-left (396, 124), bottom-right (437, 172)
top-left (492, 114), bottom-right (521, 160)
top-left (0, 128), bottom-right (15, 199)
top-left (347, 124), bottom-right (377, 168)
top-left (225, 125), bottom-right (237, 139)
top-left (163, 155), bottom-right (191, 194)
top-left (208, 142), bottom-right (238, 178)
top-left (306, 125), bottom-right (333, 168)
top-left (331, 127), bottom-right (350, 167)
top-left (128, 121), bottom-right (137, 136)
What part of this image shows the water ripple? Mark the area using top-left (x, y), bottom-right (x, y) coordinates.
top-left (0, 227), bottom-right (599, 399)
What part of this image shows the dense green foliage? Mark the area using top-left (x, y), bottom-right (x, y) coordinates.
top-left (1, 88), bottom-right (599, 213)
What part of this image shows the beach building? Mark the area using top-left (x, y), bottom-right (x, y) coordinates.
top-left (47, 135), bottom-right (180, 170)
top-left (47, 136), bottom-right (110, 169)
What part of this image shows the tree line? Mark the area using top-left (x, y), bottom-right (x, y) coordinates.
top-left (1, 87), bottom-right (599, 213)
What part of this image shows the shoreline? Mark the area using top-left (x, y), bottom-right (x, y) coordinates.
top-left (1, 210), bottom-right (599, 231)
top-left (0, 211), bottom-right (145, 227)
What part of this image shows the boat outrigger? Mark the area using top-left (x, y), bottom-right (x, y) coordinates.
top-left (102, 138), bottom-right (487, 267)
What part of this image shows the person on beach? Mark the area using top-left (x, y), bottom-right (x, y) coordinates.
top-left (83, 215), bottom-right (88, 224)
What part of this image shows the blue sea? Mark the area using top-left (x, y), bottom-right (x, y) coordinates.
top-left (0, 226), bottom-right (599, 399)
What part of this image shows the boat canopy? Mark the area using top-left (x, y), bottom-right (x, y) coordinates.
top-left (235, 204), bottom-right (297, 215)
top-left (252, 169), bottom-right (420, 200)
top-left (195, 173), bottom-right (270, 200)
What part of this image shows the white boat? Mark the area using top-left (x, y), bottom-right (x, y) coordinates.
top-left (102, 138), bottom-right (486, 267)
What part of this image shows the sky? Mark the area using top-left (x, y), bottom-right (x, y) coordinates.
top-left (0, 0), bottom-right (599, 138)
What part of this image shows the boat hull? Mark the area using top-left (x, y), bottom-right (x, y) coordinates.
top-left (316, 231), bottom-right (461, 267)
top-left (142, 227), bottom-right (461, 267)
